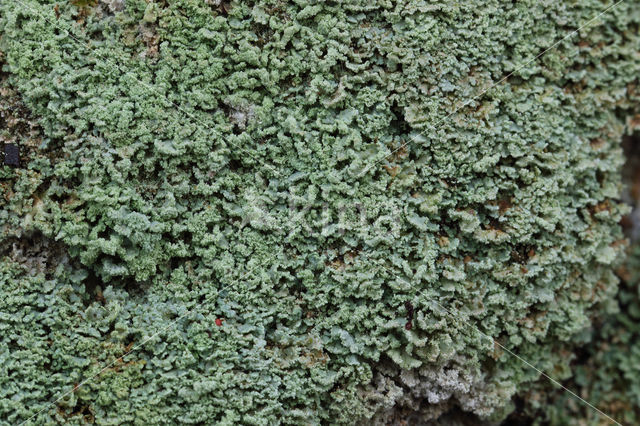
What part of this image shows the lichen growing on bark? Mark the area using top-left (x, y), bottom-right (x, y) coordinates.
top-left (1, 0), bottom-right (640, 424)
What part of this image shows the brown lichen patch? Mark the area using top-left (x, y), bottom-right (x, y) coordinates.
top-left (301, 349), bottom-right (329, 368)
top-left (383, 164), bottom-right (399, 177)
top-left (71, 0), bottom-right (98, 6)
top-left (70, 0), bottom-right (99, 25)
top-left (344, 249), bottom-right (359, 264)
top-left (139, 22), bottom-right (160, 59)
top-left (498, 198), bottom-right (513, 214)
top-left (516, 310), bottom-right (547, 327)
top-left (628, 114), bottom-right (640, 131)
top-left (390, 143), bottom-right (409, 163)
top-left (595, 200), bottom-right (611, 213)
top-left (490, 340), bottom-right (503, 360)
top-left (101, 355), bottom-right (146, 374)
top-left (616, 264), bottom-right (632, 282)
top-left (590, 138), bottom-right (606, 150)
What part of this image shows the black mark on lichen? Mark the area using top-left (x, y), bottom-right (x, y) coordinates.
top-left (3, 143), bottom-right (19, 166)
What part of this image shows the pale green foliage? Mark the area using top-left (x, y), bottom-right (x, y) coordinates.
top-left (518, 241), bottom-right (640, 425)
top-left (1, 0), bottom-right (640, 424)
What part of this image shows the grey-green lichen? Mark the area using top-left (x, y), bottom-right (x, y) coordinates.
top-left (1, 0), bottom-right (640, 424)
top-left (514, 236), bottom-right (640, 426)
top-left (512, 135), bottom-right (640, 426)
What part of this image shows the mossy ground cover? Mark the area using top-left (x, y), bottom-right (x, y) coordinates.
top-left (1, 0), bottom-right (640, 424)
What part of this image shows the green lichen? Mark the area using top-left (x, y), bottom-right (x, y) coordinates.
top-left (513, 238), bottom-right (640, 426)
top-left (1, 0), bottom-right (640, 424)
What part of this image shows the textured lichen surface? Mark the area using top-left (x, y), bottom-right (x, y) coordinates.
top-left (510, 135), bottom-right (640, 426)
top-left (1, 0), bottom-right (640, 424)
top-left (514, 242), bottom-right (640, 426)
